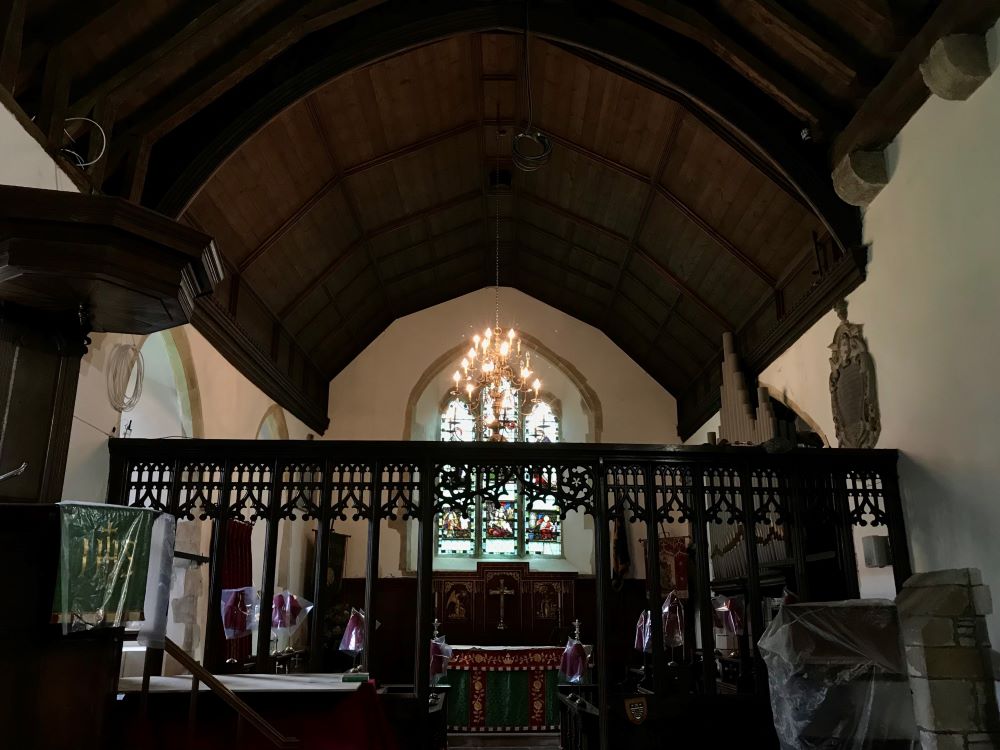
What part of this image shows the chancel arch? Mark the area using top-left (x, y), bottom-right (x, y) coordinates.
top-left (119, 327), bottom-right (203, 439)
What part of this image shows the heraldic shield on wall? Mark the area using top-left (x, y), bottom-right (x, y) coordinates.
top-left (829, 300), bottom-right (881, 449)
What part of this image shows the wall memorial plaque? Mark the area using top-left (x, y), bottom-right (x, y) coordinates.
top-left (829, 300), bottom-right (881, 448)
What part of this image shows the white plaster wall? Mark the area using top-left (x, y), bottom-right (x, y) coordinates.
top-left (0, 102), bottom-right (77, 191)
top-left (325, 288), bottom-right (679, 444)
top-left (747, 23), bottom-right (1000, 634)
top-left (63, 324), bottom-right (313, 501)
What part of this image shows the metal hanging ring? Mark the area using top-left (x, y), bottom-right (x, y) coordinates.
top-left (512, 131), bottom-right (552, 172)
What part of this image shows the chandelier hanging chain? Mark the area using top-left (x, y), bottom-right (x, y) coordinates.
top-left (495, 128), bottom-right (502, 329)
top-left (451, 125), bottom-right (542, 442)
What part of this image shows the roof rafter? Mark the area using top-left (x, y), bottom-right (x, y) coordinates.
top-left (610, 0), bottom-right (833, 125)
top-left (546, 126), bottom-right (779, 288)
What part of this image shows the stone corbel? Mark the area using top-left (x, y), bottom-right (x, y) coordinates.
top-left (832, 149), bottom-right (888, 208)
top-left (920, 34), bottom-right (992, 101)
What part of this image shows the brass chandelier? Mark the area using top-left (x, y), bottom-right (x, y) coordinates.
top-left (451, 130), bottom-right (541, 442)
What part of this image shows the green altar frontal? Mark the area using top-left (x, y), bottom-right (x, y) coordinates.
top-left (444, 646), bottom-right (564, 732)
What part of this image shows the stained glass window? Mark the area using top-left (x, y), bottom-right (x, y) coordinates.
top-left (441, 399), bottom-right (476, 442)
top-left (436, 377), bottom-right (562, 558)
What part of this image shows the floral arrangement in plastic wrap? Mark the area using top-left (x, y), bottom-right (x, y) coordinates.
top-left (430, 635), bottom-right (453, 686)
top-left (634, 591), bottom-right (685, 653)
top-left (339, 607), bottom-right (366, 671)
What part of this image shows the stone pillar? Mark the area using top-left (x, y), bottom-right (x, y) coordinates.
top-left (896, 569), bottom-right (1000, 749)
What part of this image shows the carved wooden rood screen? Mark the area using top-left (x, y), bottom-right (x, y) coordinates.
top-left (107, 440), bottom-right (910, 749)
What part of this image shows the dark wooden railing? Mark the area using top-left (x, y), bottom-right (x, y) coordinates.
top-left (108, 439), bottom-right (910, 750)
top-left (127, 632), bottom-right (301, 749)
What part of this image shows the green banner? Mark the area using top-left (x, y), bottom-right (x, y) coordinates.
top-left (53, 504), bottom-right (155, 627)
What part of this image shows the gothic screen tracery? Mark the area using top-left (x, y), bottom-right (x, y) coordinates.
top-left (436, 378), bottom-right (562, 558)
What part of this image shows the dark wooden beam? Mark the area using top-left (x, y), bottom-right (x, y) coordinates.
top-left (135, 0), bottom-right (387, 143)
top-left (85, 97), bottom-right (117, 190)
top-left (239, 175), bottom-right (341, 273)
top-left (191, 297), bottom-right (330, 434)
top-left (67, 0), bottom-right (272, 119)
top-left (15, 0), bottom-right (121, 94)
top-left (603, 108), bottom-right (683, 321)
top-left (623, 268), bottom-right (720, 352)
top-left (238, 122), bottom-right (488, 273)
top-left (653, 185), bottom-right (777, 287)
top-left (633, 249), bottom-right (732, 331)
top-left (518, 245), bottom-right (614, 290)
top-left (547, 126), bottom-right (780, 287)
top-left (611, 0), bottom-right (832, 124)
top-left (518, 191), bottom-right (631, 246)
top-left (832, 0), bottom-right (1000, 165)
top-left (35, 46), bottom-right (70, 148)
top-left (304, 97), bottom-right (395, 317)
top-left (277, 189), bottom-right (482, 320)
top-left (472, 34), bottom-right (491, 268)
top-left (0, 0), bottom-right (25, 93)
top-left (740, 0), bottom-right (861, 86)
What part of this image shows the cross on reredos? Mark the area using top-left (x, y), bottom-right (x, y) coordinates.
top-left (489, 576), bottom-right (515, 630)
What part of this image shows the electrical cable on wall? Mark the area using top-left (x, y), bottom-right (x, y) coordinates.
top-left (108, 342), bottom-right (144, 413)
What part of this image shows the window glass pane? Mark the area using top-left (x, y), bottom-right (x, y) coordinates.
top-left (482, 492), bottom-right (519, 557)
top-left (437, 507), bottom-right (476, 556)
top-left (481, 380), bottom-right (520, 442)
top-left (441, 399), bottom-right (476, 442)
top-left (525, 401), bottom-right (559, 443)
top-left (526, 502), bottom-right (562, 556)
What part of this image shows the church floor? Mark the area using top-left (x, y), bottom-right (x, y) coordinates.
top-left (448, 732), bottom-right (560, 748)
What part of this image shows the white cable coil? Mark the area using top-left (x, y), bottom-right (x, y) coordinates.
top-left (108, 343), bottom-right (144, 413)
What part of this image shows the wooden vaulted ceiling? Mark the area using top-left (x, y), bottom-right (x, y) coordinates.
top-left (187, 32), bottom-right (825, 393)
top-left (5, 0), bottom-right (1000, 435)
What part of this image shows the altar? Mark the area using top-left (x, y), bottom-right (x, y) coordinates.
top-left (444, 645), bottom-right (565, 733)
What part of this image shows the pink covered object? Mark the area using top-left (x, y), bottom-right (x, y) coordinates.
top-left (560, 639), bottom-right (587, 684)
top-left (339, 608), bottom-right (366, 654)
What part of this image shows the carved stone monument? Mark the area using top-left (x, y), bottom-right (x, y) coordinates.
top-left (829, 300), bottom-right (880, 448)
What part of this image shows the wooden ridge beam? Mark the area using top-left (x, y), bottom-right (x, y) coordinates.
top-left (610, 0), bottom-right (832, 125)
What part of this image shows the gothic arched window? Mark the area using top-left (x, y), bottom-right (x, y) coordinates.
top-left (436, 379), bottom-right (562, 558)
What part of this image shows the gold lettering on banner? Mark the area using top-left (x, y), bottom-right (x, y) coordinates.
top-left (81, 538), bottom-right (89, 573)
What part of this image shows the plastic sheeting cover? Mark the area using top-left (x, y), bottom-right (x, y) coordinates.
top-left (758, 601), bottom-right (917, 749)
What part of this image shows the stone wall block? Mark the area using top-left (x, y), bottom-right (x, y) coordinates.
top-left (907, 646), bottom-right (994, 680)
top-left (919, 730), bottom-right (969, 750)
top-left (972, 587), bottom-right (993, 616)
top-left (911, 678), bottom-right (987, 733)
top-left (907, 570), bottom-right (984, 588)
top-left (920, 34), bottom-right (991, 101)
top-left (898, 584), bottom-right (976, 618)
top-left (904, 616), bottom-right (959, 647)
